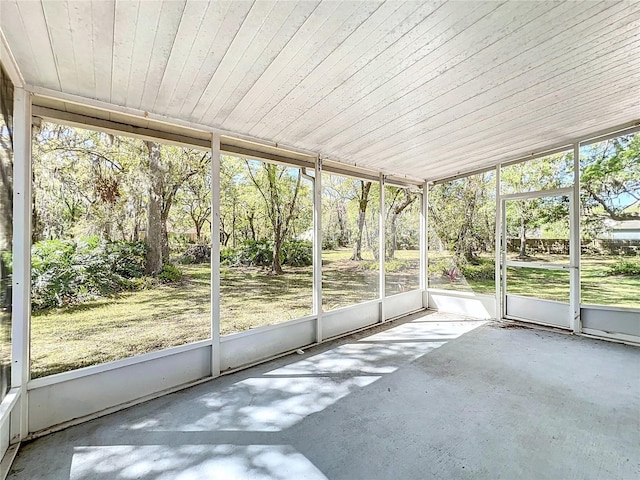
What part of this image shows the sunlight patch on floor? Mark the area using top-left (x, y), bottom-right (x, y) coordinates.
top-left (70, 445), bottom-right (328, 480)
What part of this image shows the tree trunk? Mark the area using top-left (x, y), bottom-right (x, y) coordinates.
top-left (387, 188), bottom-right (415, 260)
top-left (351, 181), bottom-right (371, 261)
top-left (160, 215), bottom-right (170, 262)
top-left (337, 203), bottom-right (348, 247)
top-left (195, 221), bottom-right (202, 244)
top-left (145, 141), bottom-right (164, 274)
top-left (232, 201), bottom-right (237, 248)
top-left (389, 213), bottom-right (398, 259)
top-left (272, 232), bottom-right (284, 275)
top-left (247, 212), bottom-right (256, 242)
top-left (519, 214), bottom-right (527, 258)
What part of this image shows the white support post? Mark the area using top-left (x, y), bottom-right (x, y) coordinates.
top-left (570, 143), bottom-right (581, 333)
top-left (494, 166), bottom-right (502, 320)
top-left (379, 174), bottom-right (386, 322)
top-left (500, 198), bottom-right (508, 319)
top-left (211, 134), bottom-right (221, 376)
top-left (10, 88), bottom-right (31, 442)
top-left (420, 183), bottom-right (428, 294)
top-left (313, 158), bottom-right (323, 343)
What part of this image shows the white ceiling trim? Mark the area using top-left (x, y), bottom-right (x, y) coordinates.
top-left (28, 85), bottom-right (426, 185)
top-left (0, 28), bottom-right (23, 87)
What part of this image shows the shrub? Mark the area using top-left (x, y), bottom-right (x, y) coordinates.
top-left (129, 276), bottom-right (156, 291)
top-left (31, 237), bottom-right (147, 310)
top-left (385, 259), bottom-right (414, 273)
top-left (282, 240), bottom-right (313, 267)
top-left (608, 257), bottom-right (640, 276)
top-left (460, 259), bottom-right (495, 280)
top-left (0, 251), bottom-right (11, 273)
top-left (221, 239), bottom-right (313, 268)
top-left (428, 258), bottom-right (451, 277)
top-left (181, 244), bottom-right (211, 264)
top-left (157, 264), bottom-right (183, 283)
top-left (221, 239), bottom-right (272, 267)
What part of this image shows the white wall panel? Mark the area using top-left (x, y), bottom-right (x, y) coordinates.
top-left (0, 414), bottom-right (8, 462)
top-left (428, 290), bottom-right (496, 320)
top-left (220, 318), bottom-right (316, 372)
top-left (322, 300), bottom-right (380, 339)
top-left (384, 290), bottom-right (424, 320)
top-left (506, 295), bottom-right (571, 329)
top-left (581, 306), bottom-right (640, 339)
top-left (28, 346), bottom-right (211, 434)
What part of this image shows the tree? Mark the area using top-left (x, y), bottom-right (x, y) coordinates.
top-left (581, 134), bottom-right (639, 223)
top-left (171, 163), bottom-right (212, 244)
top-left (322, 174), bottom-right (357, 249)
top-left (143, 142), bottom-right (210, 273)
top-left (351, 181), bottom-right (372, 261)
top-left (429, 172), bottom-right (495, 263)
top-left (144, 141), bottom-right (164, 274)
top-left (501, 153), bottom-right (572, 257)
top-left (0, 75), bottom-right (13, 255)
top-left (32, 123), bottom-right (144, 242)
top-left (385, 187), bottom-right (417, 259)
top-left (245, 161), bottom-right (306, 274)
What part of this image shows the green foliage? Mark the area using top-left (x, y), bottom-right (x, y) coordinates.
top-left (129, 276), bottom-right (156, 291)
top-left (428, 257), bottom-right (451, 277)
top-left (1, 250), bottom-right (11, 273)
top-left (580, 134), bottom-right (639, 235)
top-left (607, 257), bottom-right (640, 277)
top-left (429, 171), bottom-right (496, 261)
top-left (31, 237), bottom-right (147, 310)
top-left (282, 240), bottom-right (313, 267)
top-left (222, 239), bottom-right (273, 267)
top-left (221, 239), bottom-right (313, 268)
top-left (180, 245), bottom-right (211, 264)
top-left (427, 256), bottom-right (494, 281)
top-left (157, 264), bottom-right (183, 283)
top-left (384, 258), bottom-right (415, 273)
top-left (460, 259), bottom-right (495, 280)
top-left (322, 237), bottom-right (339, 250)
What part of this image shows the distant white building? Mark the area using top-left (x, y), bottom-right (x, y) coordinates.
top-left (604, 220), bottom-right (640, 240)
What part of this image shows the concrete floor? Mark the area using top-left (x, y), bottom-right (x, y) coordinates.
top-left (8, 311), bottom-right (640, 480)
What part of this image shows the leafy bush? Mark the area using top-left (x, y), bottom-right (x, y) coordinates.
top-left (129, 276), bottom-right (156, 291)
top-left (322, 237), bottom-right (338, 250)
top-left (282, 240), bottom-right (313, 267)
top-left (31, 237), bottom-right (147, 310)
top-left (427, 257), bottom-right (494, 281)
top-left (427, 258), bottom-right (445, 276)
top-left (608, 257), bottom-right (640, 276)
top-left (385, 259), bottom-right (415, 273)
top-left (181, 244), bottom-right (211, 264)
top-left (1, 251), bottom-right (11, 273)
top-left (222, 239), bottom-right (273, 267)
top-left (460, 259), bottom-right (495, 280)
top-left (221, 239), bottom-right (313, 268)
top-left (157, 264), bottom-right (183, 283)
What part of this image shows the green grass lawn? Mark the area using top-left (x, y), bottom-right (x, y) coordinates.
top-left (429, 253), bottom-right (640, 307)
top-left (30, 249), bottom-right (636, 378)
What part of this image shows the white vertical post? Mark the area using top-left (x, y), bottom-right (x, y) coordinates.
top-left (10, 88), bottom-right (31, 442)
top-left (313, 158), bottom-right (323, 343)
top-left (420, 183), bottom-right (428, 308)
top-left (570, 144), bottom-right (581, 333)
top-left (500, 198), bottom-right (508, 318)
top-left (211, 133), bottom-right (221, 376)
top-left (494, 166), bottom-right (502, 320)
top-left (379, 174), bottom-right (385, 322)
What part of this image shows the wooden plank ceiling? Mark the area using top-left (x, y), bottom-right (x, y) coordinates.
top-left (1, 0), bottom-right (639, 180)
